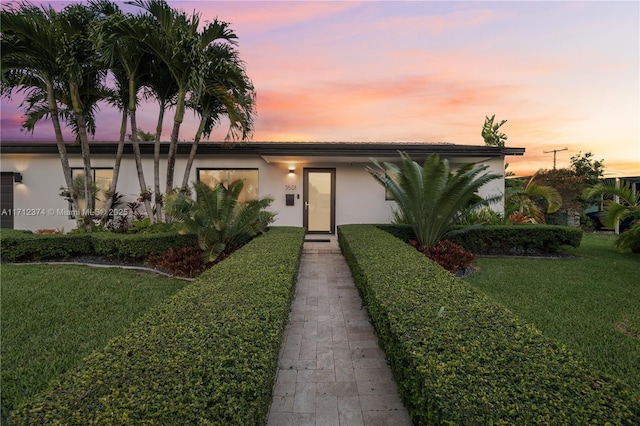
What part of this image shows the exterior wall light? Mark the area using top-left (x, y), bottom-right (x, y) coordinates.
top-left (288, 168), bottom-right (295, 175)
top-left (13, 172), bottom-right (23, 183)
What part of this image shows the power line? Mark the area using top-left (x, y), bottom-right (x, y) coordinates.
top-left (543, 147), bottom-right (568, 169)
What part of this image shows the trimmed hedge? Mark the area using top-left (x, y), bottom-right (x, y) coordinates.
top-left (91, 232), bottom-right (197, 260)
top-left (377, 223), bottom-right (583, 254)
top-left (0, 231), bottom-right (197, 262)
top-left (338, 224), bottom-right (639, 425)
top-left (9, 227), bottom-right (306, 425)
top-left (0, 232), bottom-right (93, 262)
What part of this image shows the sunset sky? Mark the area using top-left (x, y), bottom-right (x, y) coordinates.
top-left (1, 1), bottom-right (638, 177)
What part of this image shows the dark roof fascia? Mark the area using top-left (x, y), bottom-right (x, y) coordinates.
top-left (0, 141), bottom-right (525, 157)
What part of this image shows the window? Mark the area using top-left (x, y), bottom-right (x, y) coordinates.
top-left (198, 169), bottom-right (259, 203)
top-left (70, 168), bottom-right (113, 212)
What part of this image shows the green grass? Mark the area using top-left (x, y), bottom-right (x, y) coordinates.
top-left (0, 265), bottom-right (188, 421)
top-left (466, 233), bottom-right (640, 392)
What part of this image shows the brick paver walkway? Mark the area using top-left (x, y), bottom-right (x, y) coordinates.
top-left (267, 237), bottom-right (412, 426)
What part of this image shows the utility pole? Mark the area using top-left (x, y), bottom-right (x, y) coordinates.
top-left (543, 147), bottom-right (568, 169)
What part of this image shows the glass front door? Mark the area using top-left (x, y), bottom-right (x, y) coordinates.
top-left (303, 169), bottom-right (335, 233)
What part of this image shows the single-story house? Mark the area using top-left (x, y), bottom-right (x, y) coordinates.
top-left (1, 141), bottom-right (525, 232)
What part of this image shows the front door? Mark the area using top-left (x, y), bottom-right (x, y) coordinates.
top-left (303, 169), bottom-right (335, 234)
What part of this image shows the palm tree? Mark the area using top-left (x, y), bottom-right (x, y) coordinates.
top-left (367, 152), bottom-right (501, 248)
top-left (585, 181), bottom-right (640, 252)
top-left (1, 3), bottom-right (80, 219)
top-left (180, 43), bottom-right (256, 189)
top-left (129, 0), bottom-right (238, 195)
top-left (505, 171), bottom-right (562, 224)
top-left (164, 180), bottom-right (274, 262)
top-left (94, 2), bottom-right (155, 220)
top-left (52, 3), bottom-right (106, 217)
top-left (482, 114), bottom-right (508, 147)
top-left (143, 57), bottom-right (179, 222)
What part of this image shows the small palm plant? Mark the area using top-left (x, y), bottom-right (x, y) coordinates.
top-left (164, 180), bottom-right (274, 262)
top-left (585, 181), bottom-right (640, 252)
top-left (505, 172), bottom-right (562, 224)
top-left (367, 152), bottom-right (501, 248)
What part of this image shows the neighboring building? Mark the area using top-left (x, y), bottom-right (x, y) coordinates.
top-left (1, 141), bottom-right (525, 232)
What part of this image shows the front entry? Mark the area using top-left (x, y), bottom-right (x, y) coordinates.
top-left (303, 168), bottom-right (335, 234)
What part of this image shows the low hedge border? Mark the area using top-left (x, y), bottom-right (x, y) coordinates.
top-left (91, 232), bottom-right (198, 260)
top-left (376, 223), bottom-right (583, 254)
top-left (0, 232), bottom-right (93, 262)
top-left (338, 224), bottom-right (639, 425)
top-left (0, 231), bottom-right (197, 262)
top-left (9, 227), bottom-right (306, 425)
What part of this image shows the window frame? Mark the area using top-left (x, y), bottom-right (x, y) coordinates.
top-left (196, 168), bottom-right (260, 203)
top-left (69, 167), bottom-right (114, 217)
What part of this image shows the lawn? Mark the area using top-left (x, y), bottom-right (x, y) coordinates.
top-left (466, 232), bottom-right (640, 393)
top-left (0, 264), bottom-right (188, 422)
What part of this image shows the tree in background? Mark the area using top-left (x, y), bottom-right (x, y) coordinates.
top-left (570, 151), bottom-right (604, 186)
top-left (536, 151), bottom-right (604, 226)
top-left (482, 114), bottom-right (508, 147)
top-left (585, 181), bottom-right (640, 252)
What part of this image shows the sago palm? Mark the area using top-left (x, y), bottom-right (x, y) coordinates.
top-left (585, 181), bottom-right (640, 252)
top-left (164, 180), bottom-right (274, 262)
top-left (367, 152), bottom-right (501, 248)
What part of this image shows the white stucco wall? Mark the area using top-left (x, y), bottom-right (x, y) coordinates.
top-left (1, 151), bottom-right (506, 232)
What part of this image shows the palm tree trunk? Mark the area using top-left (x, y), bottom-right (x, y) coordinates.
top-left (129, 84), bottom-right (154, 223)
top-left (154, 105), bottom-right (165, 222)
top-left (47, 80), bottom-right (82, 227)
top-left (101, 109), bottom-right (128, 225)
top-left (166, 90), bottom-right (186, 195)
top-left (181, 118), bottom-right (205, 189)
top-left (70, 81), bottom-right (94, 231)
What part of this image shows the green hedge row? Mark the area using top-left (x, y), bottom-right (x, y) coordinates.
top-left (338, 224), bottom-right (639, 425)
top-left (91, 233), bottom-right (197, 260)
top-left (0, 231), bottom-right (197, 262)
top-left (376, 223), bottom-right (582, 254)
top-left (0, 232), bottom-right (93, 261)
top-left (9, 227), bottom-right (306, 425)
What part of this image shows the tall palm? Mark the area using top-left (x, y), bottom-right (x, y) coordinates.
top-left (129, 0), bottom-right (238, 195)
top-left (585, 181), bottom-right (640, 252)
top-left (94, 2), bottom-right (155, 221)
top-left (52, 3), bottom-right (106, 216)
top-left (180, 43), bottom-right (256, 189)
top-left (367, 152), bottom-right (501, 248)
top-left (505, 171), bottom-right (562, 224)
top-left (142, 57), bottom-right (179, 222)
top-left (1, 3), bottom-right (80, 219)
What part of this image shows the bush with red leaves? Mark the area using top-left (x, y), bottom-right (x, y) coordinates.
top-left (409, 239), bottom-right (475, 273)
top-left (146, 246), bottom-right (207, 278)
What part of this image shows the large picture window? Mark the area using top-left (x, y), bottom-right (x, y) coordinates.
top-left (70, 168), bottom-right (113, 212)
top-left (198, 169), bottom-right (259, 203)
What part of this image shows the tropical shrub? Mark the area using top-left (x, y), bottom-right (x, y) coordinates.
top-left (367, 152), bottom-right (501, 248)
top-left (164, 180), bottom-right (274, 262)
top-left (409, 239), bottom-right (475, 273)
top-left (585, 181), bottom-right (640, 252)
top-left (505, 171), bottom-right (562, 224)
top-left (146, 246), bottom-right (206, 278)
top-left (338, 224), bottom-right (639, 424)
top-left (9, 227), bottom-right (305, 425)
top-left (455, 205), bottom-right (508, 226)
